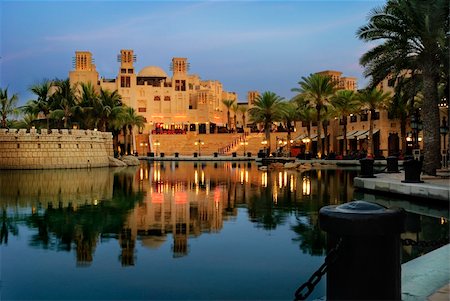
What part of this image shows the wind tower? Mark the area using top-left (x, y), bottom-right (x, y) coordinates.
top-left (69, 51), bottom-right (99, 89)
top-left (117, 49), bottom-right (137, 107)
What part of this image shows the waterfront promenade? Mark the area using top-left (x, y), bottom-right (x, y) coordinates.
top-left (354, 171), bottom-right (449, 300)
top-left (354, 171), bottom-right (450, 202)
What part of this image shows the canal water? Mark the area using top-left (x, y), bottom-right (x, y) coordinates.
top-left (0, 162), bottom-right (448, 300)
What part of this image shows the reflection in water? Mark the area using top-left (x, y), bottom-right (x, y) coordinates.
top-left (0, 162), bottom-right (448, 299)
top-left (354, 191), bottom-right (449, 261)
top-left (0, 163), bottom-right (359, 265)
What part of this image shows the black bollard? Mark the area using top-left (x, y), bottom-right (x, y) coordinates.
top-left (359, 158), bottom-right (376, 178)
top-left (402, 159), bottom-right (423, 183)
top-left (386, 156), bottom-right (399, 173)
top-left (319, 201), bottom-right (405, 300)
top-left (174, 152), bottom-right (179, 158)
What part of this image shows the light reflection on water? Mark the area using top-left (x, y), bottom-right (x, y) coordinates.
top-left (0, 162), bottom-right (447, 300)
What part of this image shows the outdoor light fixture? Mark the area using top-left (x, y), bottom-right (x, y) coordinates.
top-left (154, 140), bottom-right (160, 156)
top-left (240, 140), bottom-right (248, 156)
top-left (440, 116), bottom-right (448, 150)
top-left (140, 142), bottom-right (148, 156)
top-left (194, 139), bottom-right (204, 156)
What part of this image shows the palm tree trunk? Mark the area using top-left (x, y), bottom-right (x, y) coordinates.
top-left (421, 70), bottom-right (441, 175)
top-left (316, 106), bottom-right (322, 158)
top-left (323, 121), bottom-right (328, 156)
top-left (307, 124), bottom-right (311, 153)
top-left (122, 126), bottom-right (128, 155)
top-left (265, 122), bottom-right (271, 154)
top-left (368, 110), bottom-right (374, 157)
top-left (400, 116), bottom-right (406, 156)
top-left (343, 118), bottom-right (348, 156)
top-left (287, 128), bottom-right (291, 157)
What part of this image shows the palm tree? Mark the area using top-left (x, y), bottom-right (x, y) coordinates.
top-left (388, 75), bottom-right (421, 155)
top-left (357, 0), bottom-right (448, 174)
top-left (77, 82), bottom-right (99, 129)
top-left (0, 88), bottom-right (19, 128)
top-left (320, 105), bottom-right (335, 157)
top-left (292, 73), bottom-right (337, 158)
top-left (248, 91), bottom-right (285, 154)
top-left (357, 88), bottom-right (391, 157)
top-left (222, 99), bottom-right (235, 131)
top-left (23, 80), bottom-right (53, 129)
top-left (50, 79), bottom-right (80, 128)
top-left (293, 95), bottom-right (316, 154)
top-left (122, 107), bottom-right (145, 155)
top-left (238, 105), bottom-right (248, 132)
top-left (280, 102), bottom-right (297, 156)
top-left (231, 103), bottom-right (239, 131)
top-left (14, 113), bottom-right (38, 129)
top-left (99, 88), bottom-right (123, 132)
top-left (331, 90), bottom-right (361, 156)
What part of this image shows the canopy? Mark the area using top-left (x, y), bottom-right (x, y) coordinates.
top-left (336, 130), bottom-right (358, 140)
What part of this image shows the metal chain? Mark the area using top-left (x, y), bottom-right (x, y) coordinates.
top-left (401, 237), bottom-right (449, 248)
top-left (294, 238), bottom-right (342, 301)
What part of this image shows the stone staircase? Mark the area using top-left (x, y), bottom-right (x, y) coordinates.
top-left (134, 132), bottom-right (291, 157)
top-left (136, 133), bottom-right (243, 156)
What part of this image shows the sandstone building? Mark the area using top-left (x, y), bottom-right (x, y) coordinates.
top-left (69, 50), bottom-right (238, 135)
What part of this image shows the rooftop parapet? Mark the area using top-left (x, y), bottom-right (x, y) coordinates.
top-left (0, 128), bottom-right (112, 138)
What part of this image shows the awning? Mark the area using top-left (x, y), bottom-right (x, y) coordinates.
top-left (357, 129), bottom-right (379, 140)
top-left (312, 134), bottom-right (327, 141)
top-left (336, 130), bottom-right (358, 140)
top-left (293, 133), bottom-right (308, 141)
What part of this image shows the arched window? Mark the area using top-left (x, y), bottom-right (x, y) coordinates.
top-left (164, 96), bottom-right (171, 101)
top-left (154, 96), bottom-right (161, 101)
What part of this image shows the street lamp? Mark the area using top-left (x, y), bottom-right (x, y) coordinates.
top-left (153, 140), bottom-right (160, 156)
top-left (140, 142), bottom-right (148, 156)
top-left (440, 116), bottom-right (449, 168)
top-left (410, 114), bottom-right (423, 149)
top-left (194, 139), bottom-right (204, 156)
top-left (240, 140), bottom-right (248, 156)
top-left (261, 140), bottom-right (268, 156)
top-left (302, 137), bottom-right (311, 154)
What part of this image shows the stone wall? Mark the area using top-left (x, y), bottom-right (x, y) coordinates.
top-left (0, 168), bottom-right (114, 207)
top-left (0, 128), bottom-right (113, 169)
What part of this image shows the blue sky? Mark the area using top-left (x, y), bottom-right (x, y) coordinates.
top-left (1, 0), bottom-right (383, 105)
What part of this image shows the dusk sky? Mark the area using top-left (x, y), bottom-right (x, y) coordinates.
top-left (1, 0), bottom-right (383, 106)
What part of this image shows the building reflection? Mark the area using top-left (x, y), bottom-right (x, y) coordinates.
top-left (5, 161), bottom-right (432, 266)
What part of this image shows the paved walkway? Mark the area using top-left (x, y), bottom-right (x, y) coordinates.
top-left (354, 171), bottom-right (450, 202)
top-left (402, 244), bottom-right (450, 301)
top-left (355, 170), bottom-right (449, 300)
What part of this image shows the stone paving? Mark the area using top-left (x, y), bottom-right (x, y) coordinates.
top-left (354, 171), bottom-right (450, 202)
top-left (358, 170), bottom-right (449, 301)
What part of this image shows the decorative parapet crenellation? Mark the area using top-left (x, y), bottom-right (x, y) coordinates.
top-left (0, 129), bottom-right (113, 169)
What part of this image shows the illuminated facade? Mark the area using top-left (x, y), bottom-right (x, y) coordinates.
top-left (69, 50), bottom-right (239, 134)
top-left (295, 70), bottom-right (406, 157)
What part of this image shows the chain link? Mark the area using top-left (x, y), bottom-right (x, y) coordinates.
top-left (294, 239), bottom-right (342, 301)
top-left (401, 237), bottom-right (449, 248)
